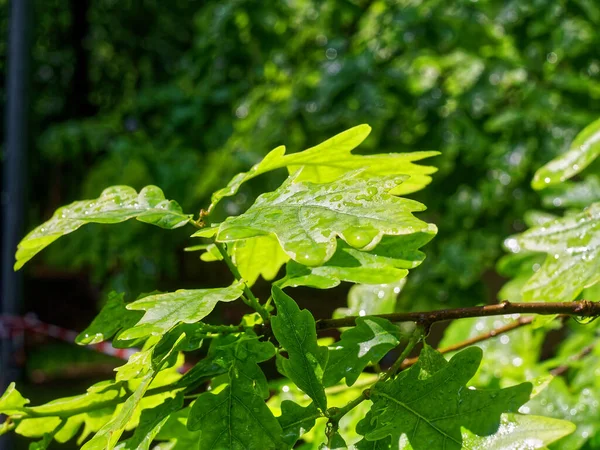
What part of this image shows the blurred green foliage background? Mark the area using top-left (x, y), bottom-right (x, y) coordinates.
top-left (3, 0), bottom-right (600, 334)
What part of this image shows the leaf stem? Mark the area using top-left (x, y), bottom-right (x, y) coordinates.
top-left (213, 241), bottom-right (270, 323)
top-left (381, 324), bottom-right (424, 381)
top-left (325, 325), bottom-right (425, 431)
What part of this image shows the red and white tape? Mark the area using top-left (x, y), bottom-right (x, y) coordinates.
top-left (0, 314), bottom-right (139, 361)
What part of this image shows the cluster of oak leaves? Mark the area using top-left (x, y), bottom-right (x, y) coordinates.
top-left (2, 120), bottom-right (600, 449)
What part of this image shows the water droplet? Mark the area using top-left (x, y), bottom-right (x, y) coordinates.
top-left (343, 226), bottom-right (378, 249)
top-left (547, 52), bottom-right (558, 64)
top-left (544, 177), bottom-right (551, 184)
top-left (512, 357), bottom-right (523, 367)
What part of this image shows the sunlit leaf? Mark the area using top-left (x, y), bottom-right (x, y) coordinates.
top-left (532, 117), bottom-right (600, 190)
top-left (515, 202), bottom-right (600, 302)
top-left (82, 335), bottom-right (186, 450)
top-left (201, 236), bottom-right (289, 287)
top-left (209, 125), bottom-right (439, 209)
top-left (115, 394), bottom-right (183, 450)
top-left (197, 171), bottom-right (433, 267)
top-left (541, 175), bottom-right (600, 209)
top-left (119, 284), bottom-right (244, 339)
top-left (15, 185), bottom-right (192, 270)
top-left (0, 382), bottom-right (30, 415)
top-left (526, 376), bottom-right (598, 449)
top-left (271, 286), bottom-right (328, 411)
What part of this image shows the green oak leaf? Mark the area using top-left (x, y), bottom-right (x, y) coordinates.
top-left (209, 124), bottom-right (438, 210)
top-left (271, 286), bottom-right (328, 411)
top-left (0, 382), bottom-right (30, 415)
top-left (115, 338), bottom-right (159, 382)
top-left (28, 432), bottom-right (55, 450)
top-left (119, 283), bottom-right (244, 340)
top-left (76, 292), bottom-right (143, 345)
top-left (114, 394), bottom-right (184, 450)
top-left (357, 414), bottom-right (575, 450)
top-left (279, 230), bottom-right (435, 289)
top-left (320, 432), bottom-right (347, 449)
top-left (18, 381), bottom-right (124, 417)
top-left (196, 171), bottom-right (433, 267)
top-left (360, 345), bottom-right (531, 449)
top-left (323, 317), bottom-right (402, 387)
top-left (438, 315), bottom-right (544, 387)
top-left (277, 401), bottom-right (320, 447)
top-left (541, 175), bottom-right (600, 209)
top-left (14, 185), bottom-right (192, 270)
top-left (154, 407), bottom-right (200, 449)
top-left (82, 374), bottom-right (155, 450)
top-left (82, 335), bottom-right (186, 450)
top-left (201, 236), bottom-right (289, 287)
top-left (9, 381), bottom-right (125, 446)
top-left (532, 117), bottom-right (600, 190)
top-left (458, 413), bottom-right (575, 449)
top-left (515, 202), bottom-right (600, 302)
top-left (188, 335), bottom-right (282, 450)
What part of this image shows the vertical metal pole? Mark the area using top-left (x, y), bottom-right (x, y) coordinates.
top-left (1, 0), bottom-right (31, 446)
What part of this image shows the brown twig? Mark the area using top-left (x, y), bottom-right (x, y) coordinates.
top-left (313, 300), bottom-right (598, 331)
top-left (399, 316), bottom-right (534, 370)
top-left (550, 344), bottom-right (595, 376)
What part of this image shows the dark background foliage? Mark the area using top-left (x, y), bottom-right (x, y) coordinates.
top-left (2, 0), bottom-right (600, 436)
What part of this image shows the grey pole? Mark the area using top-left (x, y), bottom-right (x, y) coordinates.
top-left (1, 0), bottom-right (31, 446)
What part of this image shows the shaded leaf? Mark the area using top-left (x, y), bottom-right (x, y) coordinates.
top-left (197, 171), bottom-right (433, 267)
top-left (278, 401), bottom-right (320, 447)
top-left (15, 185), bottom-right (191, 270)
top-left (119, 284), bottom-right (244, 339)
top-left (188, 335), bottom-right (282, 450)
top-left (76, 292), bottom-right (143, 345)
top-left (532, 117), bottom-right (600, 189)
top-left (320, 432), bottom-right (346, 449)
top-left (209, 125), bottom-right (438, 209)
top-left (515, 202), bottom-right (600, 302)
top-left (323, 317), bottom-right (402, 387)
top-left (359, 346), bottom-right (531, 449)
top-left (271, 286), bottom-right (328, 411)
